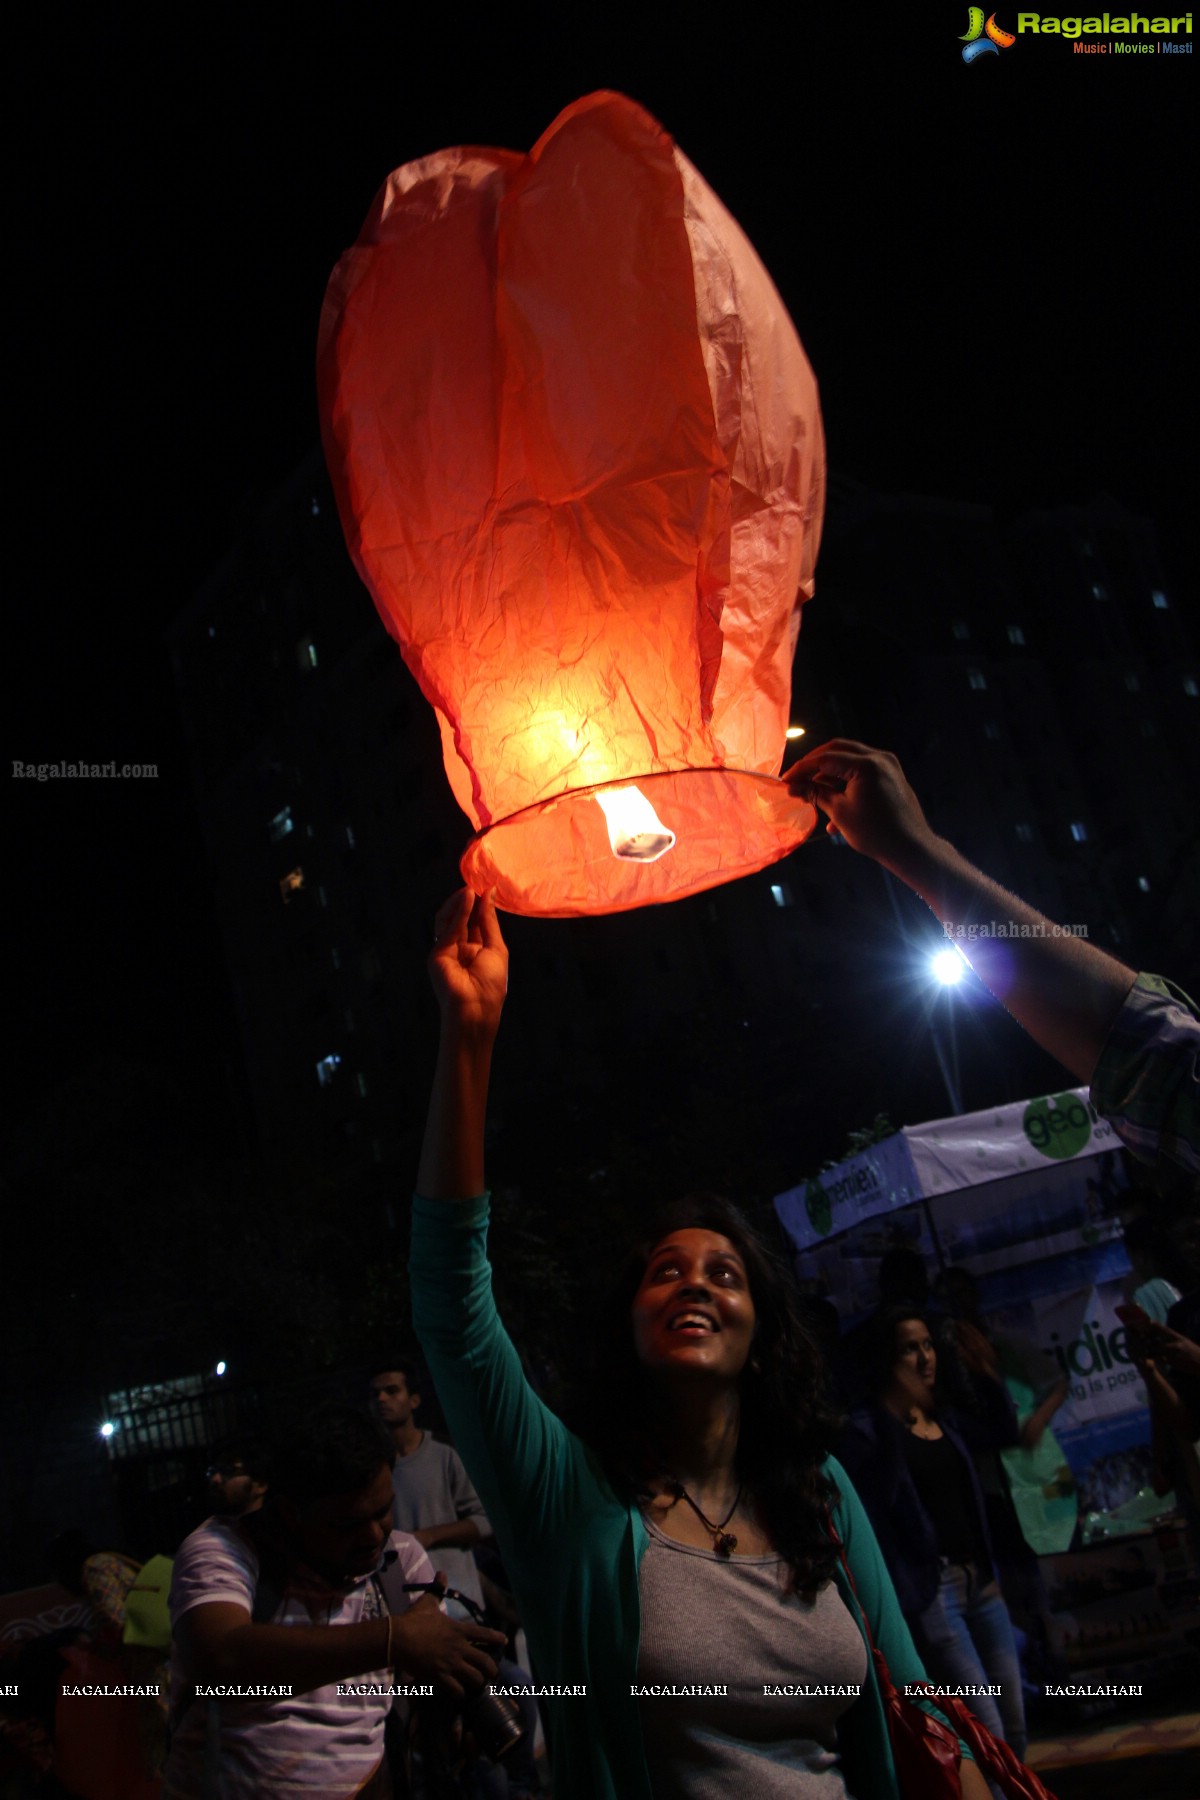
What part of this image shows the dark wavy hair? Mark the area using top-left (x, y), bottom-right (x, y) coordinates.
top-left (368, 1356), bottom-right (427, 1394)
top-left (577, 1195), bottom-right (842, 1596)
top-left (269, 1405), bottom-right (395, 1508)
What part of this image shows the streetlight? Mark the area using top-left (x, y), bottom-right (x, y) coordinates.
top-left (931, 947), bottom-right (965, 985)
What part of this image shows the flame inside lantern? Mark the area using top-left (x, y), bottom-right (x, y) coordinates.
top-left (595, 786), bottom-right (677, 863)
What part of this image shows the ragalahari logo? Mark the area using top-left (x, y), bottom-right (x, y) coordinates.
top-left (961, 8), bottom-right (1017, 58)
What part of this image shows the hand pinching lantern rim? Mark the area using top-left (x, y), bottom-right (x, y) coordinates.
top-left (318, 91), bottom-right (825, 917)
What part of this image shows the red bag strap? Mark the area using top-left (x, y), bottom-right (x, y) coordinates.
top-left (825, 1508), bottom-right (1060, 1800)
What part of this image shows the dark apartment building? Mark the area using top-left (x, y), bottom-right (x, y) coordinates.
top-left (170, 455), bottom-right (1197, 1197)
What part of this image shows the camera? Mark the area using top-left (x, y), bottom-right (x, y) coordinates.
top-left (400, 1580), bottom-right (525, 1764)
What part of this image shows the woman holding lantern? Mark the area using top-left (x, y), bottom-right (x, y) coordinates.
top-left (409, 888), bottom-right (991, 1800)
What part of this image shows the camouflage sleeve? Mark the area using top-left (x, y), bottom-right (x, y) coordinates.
top-left (1090, 973), bottom-right (1200, 1177)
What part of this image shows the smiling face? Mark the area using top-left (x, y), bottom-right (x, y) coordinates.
top-left (630, 1228), bottom-right (757, 1387)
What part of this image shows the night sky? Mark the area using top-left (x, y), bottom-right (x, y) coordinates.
top-left (7, 5), bottom-right (1193, 1146)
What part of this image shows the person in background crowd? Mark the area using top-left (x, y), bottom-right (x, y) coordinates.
top-left (48, 1530), bottom-right (142, 1655)
top-left (206, 1436), bottom-right (271, 1518)
top-left (370, 1362), bottom-right (541, 1799)
top-left (837, 1242), bottom-right (973, 1413)
top-left (49, 1530), bottom-right (169, 1785)
top-left (164, 1405), bottom-right (504, 1800)
top-left (1121, 1214), bottom-right (1186, 1324)
top-left (934, 1268), bottom-right (1071, 1464)
top-left (839, 1307), bottom-right (1028, 1760)
top-left (370, 1363), bottom-right (491, 1616)
top-left (933, 1267), bottom-right (1074, 1682)
top-left (409, 887), bottom-right (991, 1800)
top-left (1124, 1308), bottom-right (1200, 1543)
top-left (786, 740), bottom-right (1199, 1177)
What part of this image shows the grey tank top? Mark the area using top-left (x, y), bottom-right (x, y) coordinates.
top-left (636, 1517), bottom-right (867, 1798)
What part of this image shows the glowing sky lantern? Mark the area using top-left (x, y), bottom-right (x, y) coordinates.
top-left (318, 92), bottom-right (824, 916)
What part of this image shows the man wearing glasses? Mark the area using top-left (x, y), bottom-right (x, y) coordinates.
top-left (206, 1438), bottom-right (270, 1519)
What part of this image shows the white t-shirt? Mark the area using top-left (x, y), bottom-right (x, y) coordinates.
top-left (164, 1516), bottom-right (433, 1798)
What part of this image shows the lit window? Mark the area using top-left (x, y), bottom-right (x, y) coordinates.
top-left (1006, 625), bottom-right (1025, 646)
top-left (1152, 590), bottom-right (1169, 610)
top-left (331, 947), bottom-right (342, 970)
top-left (984, 722), bottom-right (1001, 741)
top-left (1137, 876), bottom-right (1151, 893)
top-left (1092, 584), bottom-right (1106, 600)
top-left (345, 824), bottom-right (356, 849)
top-left (318, 886), bottom-right (329, 909)
top-left (770, 883), bottom-right (793, 908)
top-left (296, 635), bottom-right (319, 671)
top-left (316, 1054), bottom-right (342, 1087)
top-left (1070, 822), bottom-right (1088, 843)
top-left (1015, 824), bottom-right (1033, 844)
top-left (952, 621), bottom-right (970, 641)
top-left (345, 1008), bottom-right (356, 1032)
top-left (310, 496), bottom-right (321, 517)
top-left (356, 1072), bottom-right (369, 1097)
top-left (1184, 677), bottom-right (1198, 697)
top-left (1140, 719), bottom-right (1156, 738)
top-left (968, 669), bottom-right (987, 691)
top-left (1124, 673), bottom-right (1140, 693)
top-left (270, 806), bottom-right (294, 843)
top-left (280, 868), bottom-right (305, 902)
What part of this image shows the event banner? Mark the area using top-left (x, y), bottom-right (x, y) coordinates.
top-left (774, 1093), bottom-right (1169, 1544)
top-left (775, 1089), bottom-right (1125, 1253)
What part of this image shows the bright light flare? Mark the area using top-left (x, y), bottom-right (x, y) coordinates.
top-left (931, 948), bottom-right (966, 986)
top-left (215, 1361), bottom-right (227, 1377)
top-left (785, 724), bottom-right (806, 740)
top-left (99, 1421), bottom-right (116, 1439)
top-left (595, 785), bottom-right (676, 862)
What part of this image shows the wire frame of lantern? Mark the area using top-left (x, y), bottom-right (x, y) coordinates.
top-left (319, 91), bottom-right (824, 917)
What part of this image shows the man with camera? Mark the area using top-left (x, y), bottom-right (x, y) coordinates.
top-left (164, 1405), bottom-right (504, 1799)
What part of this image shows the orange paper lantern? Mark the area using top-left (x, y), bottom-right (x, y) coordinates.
top-left (318, 92), bottom-right (824, 916)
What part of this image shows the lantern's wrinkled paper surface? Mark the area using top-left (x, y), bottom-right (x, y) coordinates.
top-left (319, 91), bottom-right (824, 915)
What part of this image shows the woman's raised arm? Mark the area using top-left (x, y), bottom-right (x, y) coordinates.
top-left (417, 888), bottom-right (509, 1200)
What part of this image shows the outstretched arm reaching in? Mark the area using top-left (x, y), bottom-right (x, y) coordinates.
top-left (417, 888), bottom-right (509, 1201)
top-left (785, 739), bottom-right (1136, 1085)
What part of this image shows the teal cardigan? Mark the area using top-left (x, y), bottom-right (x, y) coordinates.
top-left (411, 1195), bottom-right (965, 1799)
